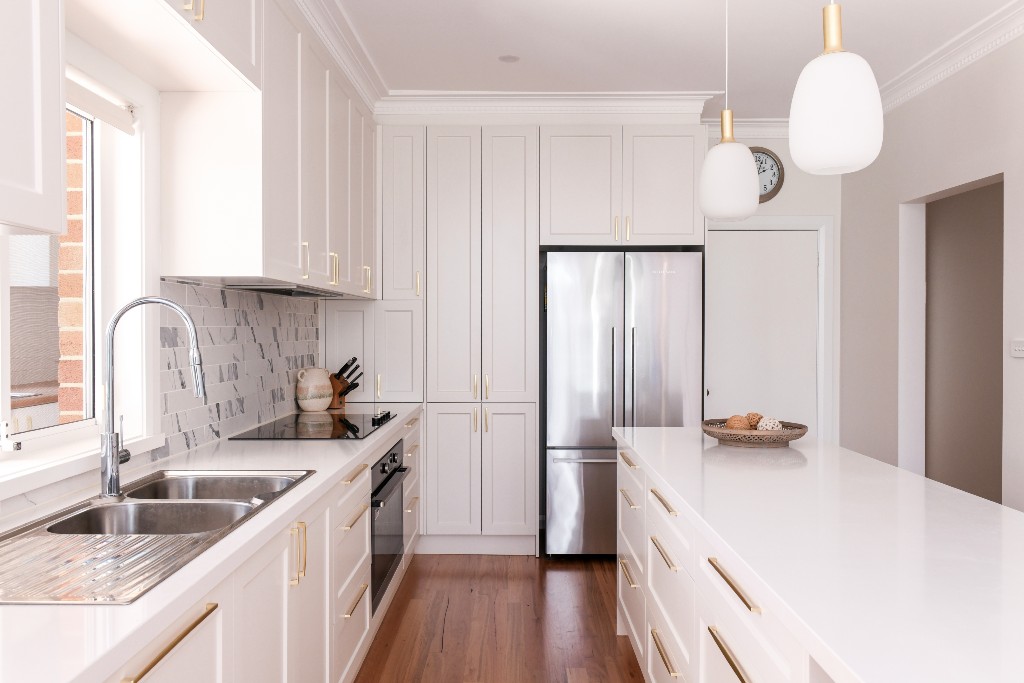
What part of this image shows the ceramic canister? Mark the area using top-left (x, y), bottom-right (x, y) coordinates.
top-left (296, 368), bottom-right (333, 412)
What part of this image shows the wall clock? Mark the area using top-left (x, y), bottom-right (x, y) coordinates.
top-left (750, 147), bottom-right (784, 203)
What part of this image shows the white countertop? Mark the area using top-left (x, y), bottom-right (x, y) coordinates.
top-left (0, 405), bottom-right (421, 683)
top-left (613, 426), bottom-right (1024, 683)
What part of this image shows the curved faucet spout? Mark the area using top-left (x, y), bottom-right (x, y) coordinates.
top-left (101, 297), bottom-right (206, 498)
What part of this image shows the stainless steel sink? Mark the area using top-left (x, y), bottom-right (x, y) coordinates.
top-left (0, 469), bottom-right (314, 604)
top-left (125, 471), bottom-right (301, 501)
top-left (47, 501), bottom-right (255, 535)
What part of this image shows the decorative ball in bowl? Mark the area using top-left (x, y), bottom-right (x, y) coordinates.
top-left (702, 416), bottom-right (808, 448)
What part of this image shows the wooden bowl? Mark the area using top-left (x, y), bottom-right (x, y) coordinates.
top-left (701, 419), bottom-right (808, 448)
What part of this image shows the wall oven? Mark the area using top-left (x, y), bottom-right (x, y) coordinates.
top-left (370, 439), bottom-right (408, 613)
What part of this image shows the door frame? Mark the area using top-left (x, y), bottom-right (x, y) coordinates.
top-left (707, 215), bottom-right (839, 443)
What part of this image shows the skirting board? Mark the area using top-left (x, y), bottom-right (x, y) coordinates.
top-left (416, 534), bottom-right (536, 555)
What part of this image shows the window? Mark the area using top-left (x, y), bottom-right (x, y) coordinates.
top-left (6, 109), bottom-right (96, 434)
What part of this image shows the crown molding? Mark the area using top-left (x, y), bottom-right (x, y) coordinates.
top-left (705, 118), bottom-right (789, 141)
top-left (881, 0), bottom-right (1024, 113)
top-left (374, 91), bottom-right (717, 116)
top-left (297, 0), bottom-right (388, 110)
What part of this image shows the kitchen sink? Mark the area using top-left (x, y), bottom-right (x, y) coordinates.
top-left (46, 501), bottom-right (255, 535)
top-left (125, 471), bottom-right (302, 501)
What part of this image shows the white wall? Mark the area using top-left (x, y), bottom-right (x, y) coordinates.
top-left (841, 36), bottom-right (1024, 508)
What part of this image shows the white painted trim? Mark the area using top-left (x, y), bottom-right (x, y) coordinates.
top-left (706, 118), bottom-right (789, 141)
top-left (898, 204), bottom-right (927, 476)
top-left (881, 0), bottom-right (1024, 113)
top-left (707, 216), bottom-right (840, 444)
top-left (375, 91), bottom-right (716, 117)
top-left (416, 534), bottom-right (536, 555)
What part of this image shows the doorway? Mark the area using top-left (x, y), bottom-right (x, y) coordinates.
top-left (924, 182), bottom-right (1003, 502)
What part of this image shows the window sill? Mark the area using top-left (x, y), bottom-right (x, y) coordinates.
top-left (0, 433), bottom-right (165, 502)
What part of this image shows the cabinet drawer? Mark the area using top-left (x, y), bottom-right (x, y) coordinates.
top-left (333, 495), bottom-right (371, 597)
top-left (404, 488), bottom-right (421, 554)
top-left (647, 476), bottom-right (695, 578)
top-left (617, 447), bottom-right (644, 491)
top-left (617, 538), bottom-right (645, 661)
top-left (647, 593), bottom-right (693, 683)
top-left (696, 536), bottom-right (806, 682)
top-left (646, 513), bottom-right (697, 679)
top-left (333, 567), bottom-right (372, 682)
top-left (334, 459), bottom-right (372, 515)
top-left (618, 462), bottom-right (646, 580)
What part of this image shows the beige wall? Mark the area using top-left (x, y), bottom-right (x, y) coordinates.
top-left (925, 182), bottom-right (1003, 503)
top-left (841, 36), bottom-right (1024, 507)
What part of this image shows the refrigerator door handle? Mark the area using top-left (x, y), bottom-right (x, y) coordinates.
top-left (552, 458), bottom-right (618, 464)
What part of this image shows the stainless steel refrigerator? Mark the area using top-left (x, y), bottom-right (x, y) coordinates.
top-left (544, 250), bottom-right (703, 554)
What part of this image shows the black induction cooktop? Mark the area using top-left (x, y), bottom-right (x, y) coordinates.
top-left (229, 410), bottom-right (394, 441)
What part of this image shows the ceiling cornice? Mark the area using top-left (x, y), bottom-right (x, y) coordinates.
top-left (374, 91), bottom-right (717, 116)
top-left (880, 0), bottom-right (1024, 113)
top-left (296, 0), bottom-right (388, 110)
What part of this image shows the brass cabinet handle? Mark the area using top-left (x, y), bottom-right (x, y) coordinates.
top-left (472, 373), bottom-right (479, 399)
top-left (298, 521), bottom-right (308, 578)
top-left (651, 536), bottom-right (679, 572)
top-left (484, 374), bottom-right (490, 400)
top-left (484, 408), bottom-right (489, 432)
top-left (376, 374), bottom-right (382, 399)
top-left (405, 444), bottom-right (419, 458)
top-left (619, 488), bottom-right (639, 510)
top-left (473, 407), bottom-right (478, 433)
top-left (342, 504), bottom-right (369, 531)
top-left (289, 526), bottom-right (301, 586)
top-left (328, 252), bottom-right (338, 285)
top-left (619, 450), bottom-right (639, 470)
top-left (405, 418), bottom-right (419, 429)
top-left (650, 488), bottom-right (678, 516)
top-left (122, 603), bottom-right (218, 682)
top-left (194, 0), bottom-right (205, 20)
top-left (708, 557), bottom-right (762, 614)
top-left (363, 266), bottom-right (371, 293)
top-left (651, 628), bottom-right (681, 678)
top-left (708, 626), bottom-right (750, 683)
top-left (614, 215), bottom-right (620, 241)
top-left (626, 215), bottom-right (632, 241)
top-left (343, 583), bottom-right (369, 619)
top-left (342, 463), bottom-right (369, 485)
top-left (415, 270), bottom-right (421, 297)
top-left (618, 558), bottom-right (638, 589)
top-left (405, 496), bottom-right (420, 513)
top-left (301, 242), bottom-right (310, 280)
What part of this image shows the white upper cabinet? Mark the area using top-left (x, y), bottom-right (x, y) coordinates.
top-left (166, 0), bottom-right (263, 86)
top-left (327, 73), bottom-right (355, 293)
top-left (324, 301), bottom-right (376, 403)
top-left (300, 35), bottom-right (332, 288)
top-left (348, 104), bottom-right (377, 298)
top-left (0, 0), bottom-right (64, 235)
top-left (427, 126), bottom-right (482, 403)
top-left (481, 403), bottom-right (536, 535)
top-left (374, 301), bottom-right (424, 402)
top-left (381, 126), bottom-right (425, 300)
top-left (540, 125), bottom-right (706, 246)
top-left (622, 125), bottom-right (705, 245)
top-left (482, 126), bottom-right (539, 403)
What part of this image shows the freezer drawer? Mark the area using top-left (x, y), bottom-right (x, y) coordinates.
top-left (546, 449), bottom-right (617, 554)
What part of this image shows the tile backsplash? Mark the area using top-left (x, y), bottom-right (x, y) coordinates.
top-left (156, 280), bottom-right (319, 458)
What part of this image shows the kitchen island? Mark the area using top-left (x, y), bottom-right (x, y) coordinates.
top-left (613, 426), bottom-right (1024, 683)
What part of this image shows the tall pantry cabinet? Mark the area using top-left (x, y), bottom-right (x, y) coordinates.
top-left (423, 125), bottom-right (538, 547)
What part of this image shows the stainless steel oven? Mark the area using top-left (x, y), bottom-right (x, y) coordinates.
top-left (370, 440), bottom-right (408, 613)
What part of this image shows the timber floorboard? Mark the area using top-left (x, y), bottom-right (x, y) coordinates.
top-left (353, 555), bottom-right (644, 683)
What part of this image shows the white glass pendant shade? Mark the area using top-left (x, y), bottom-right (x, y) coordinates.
top-left (789, 4), bottom-right (883, 175)
top-left (699, 110), bottom-right (759, 221)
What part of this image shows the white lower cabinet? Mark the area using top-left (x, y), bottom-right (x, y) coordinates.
top-left (288, 500), bottom-right (331, 682)
top-left (481, 404), bottom-right (536, 535)
top-left (425, 403), bottom-right (481, 535)
top-left (331, 482), bottom-right (372, 682)
top-left (234, 531), bottom-right (290, 680)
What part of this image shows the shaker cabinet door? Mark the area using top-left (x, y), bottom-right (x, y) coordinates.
top-left (381, 126), bottom-right (426, 300)
top-left (324, 301), bottom-right (375, 403)
top-left (375, 301), bottom-right (424, 402)
top-left (481, 403), bottom-right (536, 535)
top-left (299, 33), bottom-right (332, 288)
top-left (426, 403), bottom-right (482, 535)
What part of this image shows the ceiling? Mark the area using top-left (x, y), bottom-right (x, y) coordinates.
top-left (337, 0), bottom-right (1016, 117)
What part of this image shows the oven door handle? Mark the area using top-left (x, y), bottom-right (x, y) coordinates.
top-left (371, 467), bottom-right (410, 508)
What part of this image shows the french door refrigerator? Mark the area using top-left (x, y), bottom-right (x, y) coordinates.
top-left (544, 250), bottom-right (703, 554)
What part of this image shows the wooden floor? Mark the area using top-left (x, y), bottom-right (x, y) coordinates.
top-left (353, 555), bottom-right (644, 683)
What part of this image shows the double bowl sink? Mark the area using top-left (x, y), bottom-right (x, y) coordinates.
top-left (0, 470), bottom-right (313, 604)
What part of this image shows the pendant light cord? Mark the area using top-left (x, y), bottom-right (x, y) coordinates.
top-left (725, 0), bottom-right (729, 110)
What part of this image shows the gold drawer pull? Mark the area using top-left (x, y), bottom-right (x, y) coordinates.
top-left (298, 521), bottom-right (308, 579)
top-left (619, 450), bottom-right (639, 469)
top-left (651, 628), bottom-right (680, 678)
top-left (344, 583), bottom-right (369, 619)
top-left (708, 557), bottom-right (761, 614)
top-left (650, 488), bottom-right (678, 516)
top-left (342, 463), bottom-right (368, 485)
top-left (619, 488), bottom-right (639, 510)
top-left (289, 525), bottom-right (301, 586)
top-left (405, 496), bottom-right (420, 513)
top-left (708, 626), bottom-right (750, 683)
top-left (405, 444), bottom-right (420, 458)
top-left (651, 536), bottom-right (679, 572)
top-left (342, 504), bottom-right (369, 531)
top-left (122, 603), bottom-right (218, 682)
top-left (405, 418), bottom-right (419, 429)
top-left (618, 558), bottom-right (638, 589)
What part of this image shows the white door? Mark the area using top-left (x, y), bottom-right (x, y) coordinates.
top-left (705, 230), bottom-right (819, 434)
top-left (426, 403), bottom-right (481, 535)
top-left (287, 503), bottom-right (330, 683)
top-left (184, 0), bottom-right (262, 85)
top-left (234, 533), bottom-right (290, 682)
top-left (427, 126), bottom-right (482, 402)
top-left (374, 300), bottom-right (424, 402)
top-left (327, 72), bottom-right (353, 294)
top-left (381, 126), bottom-right (425, 300)
top-left (0, 0), bottom-right (63, 234)
top-left (360, 109), bottom-right (377, 298)
top-left (623, 126), bottom-right (705, 246)
top-left (482, 126), bottom-right (539, 403)
top-left (262, 0), bottom-right (303, 283)
top-left (540, 125), bottom-right (622, 245)
top-left (481, 403), bottom-right (536, 535)
top-left (300, 33), bottom-right (332, 288)
top-left (324, 301), bottom-right (375, 403)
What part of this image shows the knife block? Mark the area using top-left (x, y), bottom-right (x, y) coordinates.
top-left (329, 375), bottom-right (348, 410)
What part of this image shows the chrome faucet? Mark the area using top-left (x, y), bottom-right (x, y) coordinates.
top-left (100, 297), bottom-right (206, 498)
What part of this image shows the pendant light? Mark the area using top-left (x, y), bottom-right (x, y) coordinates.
top-left (698, 0), bottom-right (759, 221)
top-left (789, 1), bottom-right (883, 175)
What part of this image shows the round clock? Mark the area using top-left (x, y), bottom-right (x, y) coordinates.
top-left (750, 147), bottom-right (784, 203)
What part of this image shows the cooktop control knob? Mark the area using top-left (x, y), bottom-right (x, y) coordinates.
top-left (379, 463), bottom-right (389, 475)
